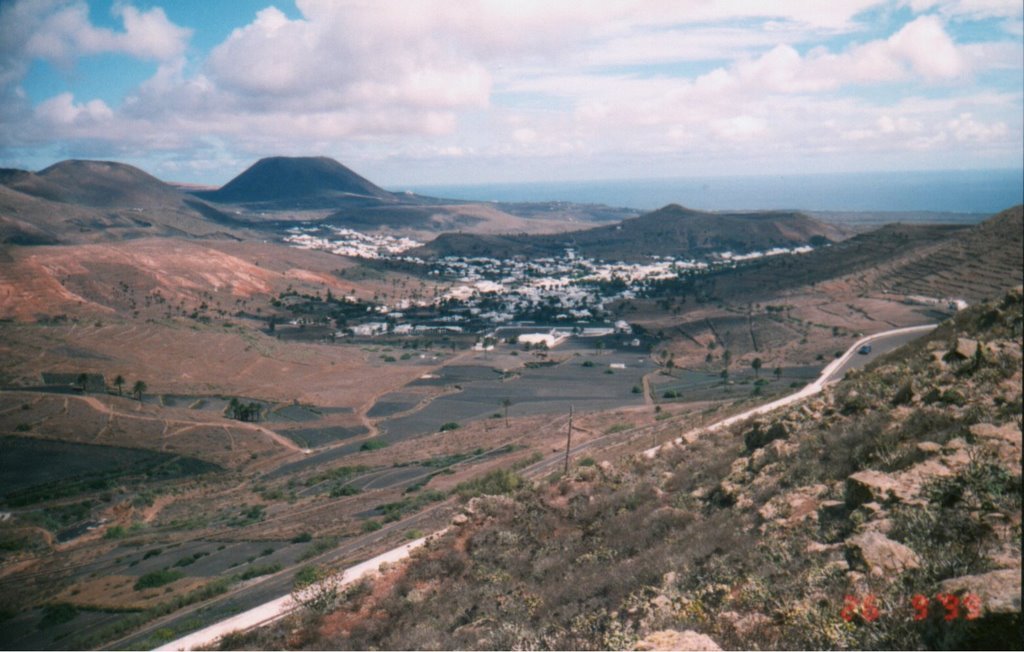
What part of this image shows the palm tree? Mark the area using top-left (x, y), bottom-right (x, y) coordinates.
top-left (752, 357), bottom-right (763, 378)
top-left (114, 375), bottom-right (125, 396)
top-left (76, 373), bottom-right (89, 392)
top-left (501, 398), bottom-right (512, 428)
top-left (132, 380), bottom-right (147, 402)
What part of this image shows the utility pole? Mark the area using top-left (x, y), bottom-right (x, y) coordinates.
top-left (563, 405), bottom-right (574, 474)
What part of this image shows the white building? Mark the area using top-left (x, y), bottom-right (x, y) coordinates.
top-left (351, 322), bottom-right (388, 336)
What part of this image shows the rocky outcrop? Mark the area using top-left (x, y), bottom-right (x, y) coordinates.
top-left (845, 531), bottom-right (921, 577)
top-left (970, 422), bottom-right (1023, 466)
top-left (634, 629), bottom-right (721, 651)
top-left (845, 470), bottom-right (906, 507)
top-left (939, 568), bottom-right (1021, 616)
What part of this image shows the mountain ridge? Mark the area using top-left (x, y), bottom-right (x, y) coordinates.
top-left (414, 203), bottom-right (850, 261)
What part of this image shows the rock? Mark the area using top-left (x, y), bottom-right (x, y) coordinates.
top-left (749, 439), bottom-right (790, 472)
top-left (598, 460), bottom-right (616, 476)
top-left (635, 630), bottom-right (721, 651)
top-left (806, 541), bottom-right (842, 555)
top-left (943, 437), bottom-right (967, 451)
top-left (845, 531), bottom-right (921, 577)
top-left (969, 422), bottom-right (1022, 465)
top-left (729, 457), bottom-right (750, 478)
top-left (861, 501), bottom-right (886, 516)
top-left (845, 470), bottom-right (902, 508)
top-left (818, 500), bottom-right (847, 523)
top-left (451, 514), bottom-right (469, 526)
top-left (862, 518), bottom-right (893, 535)
top-left (719, 611), bottom-right (771, 638)
top-left (938, 568), bottom-right (1021, 616)
top-left (916, 441), bottom-right (942, 455)
top-left (944, 337), bottom-right (978, 362)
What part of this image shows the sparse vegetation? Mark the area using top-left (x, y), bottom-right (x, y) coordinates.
top-left (133, 569), bottom-right (184, 591)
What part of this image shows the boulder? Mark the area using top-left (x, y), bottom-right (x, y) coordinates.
top-left (845, 470), bottom-right (902, 507)
top-left (818, 500), bottom-right (847, 524)
top-left (845, 531), bottom-right (921, 577)
top-left (969, 422), bottom-right (1022, 465)
top-left (938, 568), bottom-right (1021, 616)
top-left (635, 630), bottom-right (721, 651)
top-left (719, 611), bottom-right (771, 638)
top-left (916, 441), bottom-right (942, 455)
top-left (944, 337), bottom-right (978, 362)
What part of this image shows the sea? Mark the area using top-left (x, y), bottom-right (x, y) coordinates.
top-left (398, 169), bottom-right (1023, 216)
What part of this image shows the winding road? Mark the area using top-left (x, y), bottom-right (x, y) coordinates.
top-left (154, 323), bottom-right (937, 651)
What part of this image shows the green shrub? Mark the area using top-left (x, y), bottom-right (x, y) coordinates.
top-left (291, 532), bottom-right (313, 543)
top-left (330, 484), bottom-right (360, 497)
top-left (439, 422), bottom-right (461, 432)
top-left (293, 565), bottom-right (319, 587)
top-left (362, 520), bottom-right (383, 532)
top-left (134, 569), bottom-right (184, 591)
top-left (104, 525), bottom-right (126, 540)
top-left (360, 440), bottom-right (389, 451)
top-left (455, 468), bottom-right (524, 500)
top-left (238, 563), bottom-right (281, 581)
top-left (38, 603), bottom-right (77, 629)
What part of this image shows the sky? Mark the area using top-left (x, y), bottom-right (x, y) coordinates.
top-left (0, 0), bottom-right (1022, 187)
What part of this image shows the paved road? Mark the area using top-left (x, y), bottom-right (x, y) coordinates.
top-left (152, 324), bottom-right (937, 651)
top-left (643, 323), bottom-right (937, 453)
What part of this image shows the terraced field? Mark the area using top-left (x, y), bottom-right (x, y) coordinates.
top-left (884, 205), bottom-right (1023, 301)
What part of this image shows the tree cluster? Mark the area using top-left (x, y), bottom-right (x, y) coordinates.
top-left (228, 398), bottom-right (262, 422)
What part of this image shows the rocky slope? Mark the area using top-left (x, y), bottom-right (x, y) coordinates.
top-left (225, 289), bottom-right (1022, 650)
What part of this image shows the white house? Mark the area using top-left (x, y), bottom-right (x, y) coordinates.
top-left (352, 322), bottom-right (388, 336)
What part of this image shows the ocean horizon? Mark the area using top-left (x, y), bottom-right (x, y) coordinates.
top-left (397, 168), bottom-right (1023, 215)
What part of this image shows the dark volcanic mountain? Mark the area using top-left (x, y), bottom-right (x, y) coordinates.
top-left (414, 204), bottom-right (849, 261)
top-left (192, 156), bottom-right (396, 207)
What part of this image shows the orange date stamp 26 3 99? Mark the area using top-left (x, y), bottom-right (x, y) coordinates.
top-left (840, 593), bottom-right (982, 623)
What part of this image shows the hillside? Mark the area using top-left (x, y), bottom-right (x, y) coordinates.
top-left (4, 160), bottom-right (185, 208)
top-left (882, 205), bottom-right (1024, 303)
top-left (414, 204), bottom-right (850, 261)
top-left (634, 207), bottom-right (1021, 310)
top-left (193, 156), bottom-right (395, 207)
top-left (0, 161), bottom-right (247, 245)
top-left (226, 289), bottom-right (1022, 650)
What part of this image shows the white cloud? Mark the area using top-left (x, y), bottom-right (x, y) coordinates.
top-left (22, 1), bottom-right (190, 64)
top-left (887, 15), bottom-right (966, 79)
top-left (904, 0), bottom-right (1023, 19)
top-left (1, 0), bottom-right (1020, 182)
top-left (35, 92), bottom-right (112, 124)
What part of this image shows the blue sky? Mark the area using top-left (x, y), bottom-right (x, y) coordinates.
top-left (1, 1), bottom-right (1021, 186)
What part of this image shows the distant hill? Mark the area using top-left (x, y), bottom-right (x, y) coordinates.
top-left (0, 160), bottom-right (246, 244)
top-left (192, 156), bottom-right (396, 207)
top-left (3, 160), bottom-right (186, 208)
top-left (415, 204), bottom-right (849, 261)
top-left (634, 206), bottom-right (1023, 306)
